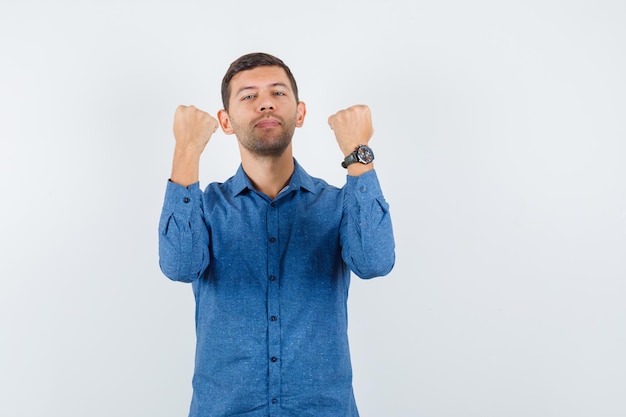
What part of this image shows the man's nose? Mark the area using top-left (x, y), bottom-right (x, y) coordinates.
top-left (258, 95), bottom-right (275, 112)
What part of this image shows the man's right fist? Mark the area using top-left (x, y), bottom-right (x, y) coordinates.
top-left (173, 105), bottom-right (219, 154)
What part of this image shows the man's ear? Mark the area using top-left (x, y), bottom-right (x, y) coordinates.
top-left (217, 109), bottom-right (235, 135)
top-left (295, 101), bottom-right (307, 128)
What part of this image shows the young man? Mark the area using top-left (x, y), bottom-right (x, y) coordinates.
top-left (159, 52), bottom-right (395, 417)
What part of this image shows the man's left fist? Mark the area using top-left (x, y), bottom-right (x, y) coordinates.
top-left (328, 105), bottom-right (374, 156)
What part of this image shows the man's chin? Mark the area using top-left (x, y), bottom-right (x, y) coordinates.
top-left (252, 144), bottom-right (291, 158)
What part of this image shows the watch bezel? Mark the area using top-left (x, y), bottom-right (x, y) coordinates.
top-left (355, 145), bottom-right (374, 164)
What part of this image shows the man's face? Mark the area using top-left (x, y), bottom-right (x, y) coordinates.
top-left (219, 66), bottom-right (306, 158)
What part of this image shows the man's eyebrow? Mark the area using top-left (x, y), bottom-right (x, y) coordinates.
top-left (235, 82), bottom-right (289, 96)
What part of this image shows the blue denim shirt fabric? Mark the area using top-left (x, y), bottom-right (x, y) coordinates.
top-left (159, 160), bottom-right (395, 417)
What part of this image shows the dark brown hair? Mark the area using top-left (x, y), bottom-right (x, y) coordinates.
top-left (221, 52), bottom-right (299, 111)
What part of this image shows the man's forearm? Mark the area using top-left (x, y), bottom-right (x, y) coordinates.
top-left (171, 147), bottom-right (201, 187)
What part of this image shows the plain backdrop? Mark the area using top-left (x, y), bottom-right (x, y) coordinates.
top-left (1, 1), bottom-right (625, 416)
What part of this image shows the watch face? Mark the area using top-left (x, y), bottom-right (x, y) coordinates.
top-left (356, 145), bottom-right (374, 164)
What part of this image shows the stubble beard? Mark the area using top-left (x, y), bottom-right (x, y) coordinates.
top-left (233, 113), bottom-right (297, 158)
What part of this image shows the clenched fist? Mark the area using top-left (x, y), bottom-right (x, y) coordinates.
top-left (173, 105), bottom-right (219, 154)
top-left (171, 105), bottom-right (219, 187)
top-left (328, 105), bottom-right (374, 156)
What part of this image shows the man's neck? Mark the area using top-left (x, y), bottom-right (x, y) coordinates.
top-left (240, 146), bottom-right (295, 200)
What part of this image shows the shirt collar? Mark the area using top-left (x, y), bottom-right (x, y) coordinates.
top-left (231, 158), bottom-right (316, 197)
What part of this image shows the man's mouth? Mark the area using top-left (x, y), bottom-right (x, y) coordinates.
top-left (255, 118), bottom-right (281, 128)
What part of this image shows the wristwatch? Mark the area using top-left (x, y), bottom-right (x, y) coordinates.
top-left (341, 145), bottom-right (375, 168)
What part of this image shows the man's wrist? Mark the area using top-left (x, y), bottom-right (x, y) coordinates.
top-left (341, 144), bottom-right (374, 169)
top-left (171, 149), bottom-right (202, 187)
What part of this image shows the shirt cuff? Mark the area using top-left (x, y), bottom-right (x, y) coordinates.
top-left (162, 180), bottom-right (201, 214)
top-left (345, 170), bottom-right (384, 201)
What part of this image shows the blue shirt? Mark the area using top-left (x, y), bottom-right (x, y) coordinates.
top-left (158, 160), bottom-right (395, 417)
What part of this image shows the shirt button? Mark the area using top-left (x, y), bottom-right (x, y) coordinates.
top-left (183, 197), bottom-right (191, 203)
top-left (269, 275), bottom-right (276, 281)
top-left (271, 398), bottom-right (278, 404)
top-left (270, 202), bottom-right (276, 207)
top-left (270, 315), bottom-right (277, 321)
top-left (269, 237), bottom-right (276, 243)
top-left (359, 186), bottom-right (367, 193)
top-left (271, 357), bottom-right (278, 362)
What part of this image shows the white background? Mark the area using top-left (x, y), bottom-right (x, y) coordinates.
top-left (1, 1), bottom-right (625, 416)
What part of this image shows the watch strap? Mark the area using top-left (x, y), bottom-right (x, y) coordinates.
top-left (341, 152), bottom-right (359, 168)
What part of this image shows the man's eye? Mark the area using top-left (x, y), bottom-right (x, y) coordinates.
top-left (242, 94), bottom-right (255, 100)
top-left (274, 91), bottom-right (286, 96)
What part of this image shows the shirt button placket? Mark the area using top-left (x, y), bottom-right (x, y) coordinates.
top-left (266, 200), bottom-right (281, 413)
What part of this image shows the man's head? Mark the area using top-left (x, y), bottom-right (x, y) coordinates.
top-left (217, 53), bottom-right (306, 159)
top-left (221, 52), bottom-right (299, 111)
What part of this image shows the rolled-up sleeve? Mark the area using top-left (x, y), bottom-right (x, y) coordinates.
top-left (158, 180), bottom-right (210, 283)
top-left (340, 170), bottom-right (395, 279)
